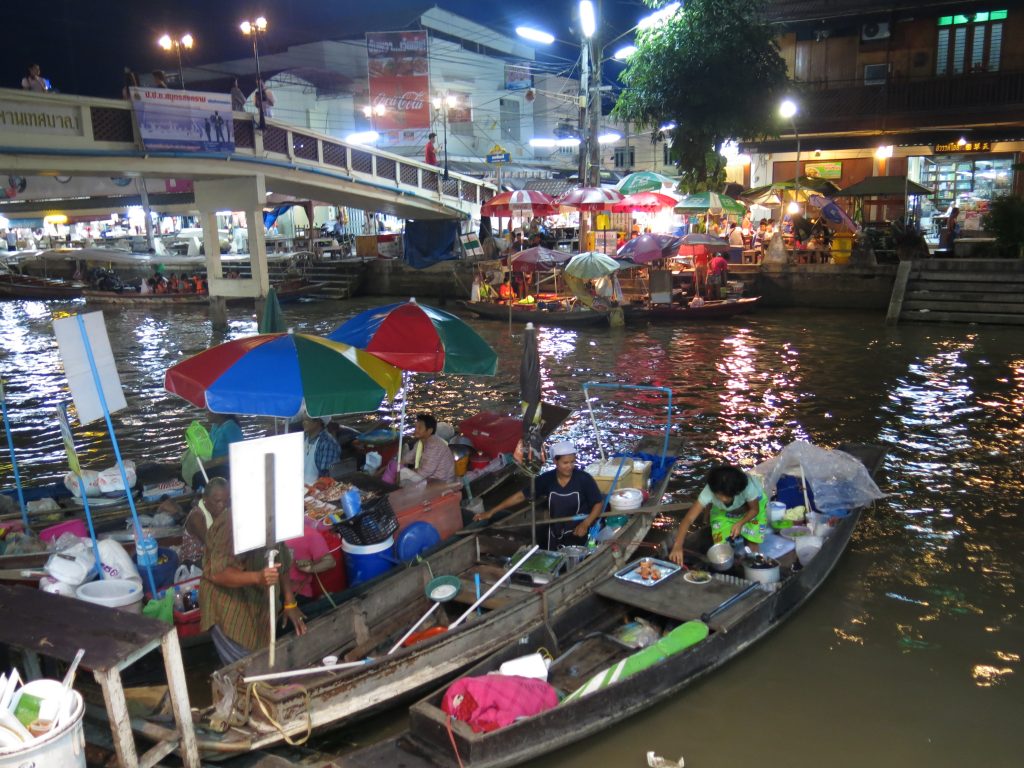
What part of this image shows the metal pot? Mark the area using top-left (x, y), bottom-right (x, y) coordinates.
top-left (706, 542), bottom-right (735, 572)
top-left (742, 554), bottom-right (781, 584)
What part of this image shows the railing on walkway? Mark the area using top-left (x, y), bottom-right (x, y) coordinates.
top-left (0, 89), bottom-right (493, 215)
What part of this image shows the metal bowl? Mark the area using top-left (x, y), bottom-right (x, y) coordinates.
top-left (707, 542), bottom-right (735, 572)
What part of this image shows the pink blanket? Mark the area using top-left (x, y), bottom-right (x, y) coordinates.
top-left (442, 675), bottom-right (558, 733)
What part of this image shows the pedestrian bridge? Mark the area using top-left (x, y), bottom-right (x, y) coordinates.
top-left (0, 88), bottom-right (492, 221)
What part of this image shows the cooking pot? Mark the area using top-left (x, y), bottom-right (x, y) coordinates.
top-left (742, 553), bottom-right (781, 584)
top-left (706, 542), bottom-right (734, 572)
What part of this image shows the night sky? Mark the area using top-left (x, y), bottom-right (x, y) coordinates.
top-left (5, 1), bottom-right (647, 98)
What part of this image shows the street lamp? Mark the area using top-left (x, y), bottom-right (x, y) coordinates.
top-left (431, 93), bottom-right (458, 179)
top-left (240, 16), bottom-right (269, 129)
top-left (157, 33), bottom-right (194, 88)
top-left (779, 99), bottom-right (801, 214)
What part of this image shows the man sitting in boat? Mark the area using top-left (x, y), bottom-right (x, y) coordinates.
top-left (200, 477), bottom-right (307, 664)
top-left (668, 464), bottom-right (768, 565)
top-left (474, 440), bottom-right (604, 549)
top-left (396, 413), bottom-right (456, 485)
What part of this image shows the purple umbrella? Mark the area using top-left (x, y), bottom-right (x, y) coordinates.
top-left (615, 234), bottom-right (682, 264)
top-left (507, 246), bottom-right (573, 273)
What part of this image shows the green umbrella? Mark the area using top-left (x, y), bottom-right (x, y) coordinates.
top-left (258, 287), bottom-right (286, 334)
top-left (617, 171), bottom-right (677, 195)
top-left (673, 191), bottom-right (746, 215)
top-left (564, 251), bottom-right (622, 279)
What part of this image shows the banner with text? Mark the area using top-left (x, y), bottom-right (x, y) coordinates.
top-left (366, 30), bottom-right (430, 145)
top-left (130, 87), bottom-right (235, 153)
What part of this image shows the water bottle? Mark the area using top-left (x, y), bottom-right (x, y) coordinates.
top-left (172, 587), bottom-right (185, 613)
top-left (189, 587), bottom-right (199, 609)
top-left (586, 524), bottom-right (600, 554)
top-left (137, 530), bottom-right (158, 568)
top-left (342, 488), bottom-right (362, 519)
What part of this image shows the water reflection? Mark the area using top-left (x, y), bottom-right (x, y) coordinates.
top-left (0, 301), bottom-right (1021, 764)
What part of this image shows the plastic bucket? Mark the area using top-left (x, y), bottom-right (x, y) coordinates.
top-left (38, 518), bottom-right (88, 544)
top-left (342, 536), bottom-right (395, 586)
top-left (767, 501), bottom-right (787, 524)
top-left (609, 488), bottom-right (643, 512)
top-left (0, 689), bottom-right (86, 767)
top-left (795, 535), bottom-right (824, 563)
top-left (76, 579), bottom-right (144, 613)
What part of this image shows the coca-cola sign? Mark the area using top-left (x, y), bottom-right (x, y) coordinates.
top-left (366, 31), bottom-right (430, 134)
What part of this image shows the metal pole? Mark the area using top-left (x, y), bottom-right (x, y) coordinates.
top-left (253, 35), bottom-right (265, 130)
top-left (588, 2), bottom-right (602, 189)
top-left (176, 44), bottom-right (186, 89)
top-left (442, 100), bottom-right (450, 180)
top-left (792, 118), bottom-right (801, 212)
top-left (577, 41), bottom-right (590, 253)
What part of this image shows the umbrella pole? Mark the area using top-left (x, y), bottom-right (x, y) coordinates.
top-left (394, 372), bottom-right (409, 486)
top-left (530, 473), bottom-right (536, 548)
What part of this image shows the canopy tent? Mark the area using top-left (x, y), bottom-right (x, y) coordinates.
top-left (838, 176), bottom-right (934, 197)
top-left (741, 177), bottom-right (841, 205)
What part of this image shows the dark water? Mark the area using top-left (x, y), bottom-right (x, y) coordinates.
top-left (0, 298), bottom-right (1021, 767)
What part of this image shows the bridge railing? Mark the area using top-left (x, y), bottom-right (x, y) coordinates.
top-left (0, 89), bottom-right (494, 213)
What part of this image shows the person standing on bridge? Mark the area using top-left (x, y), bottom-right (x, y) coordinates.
top-left (230, 79), bottom-right (246, 112)
top-left (21, 64), bottom-right (48, 92)
top-left (152, 70), bottom-right (170, 88)
top-left (255, 80), bottom-right (275, 118)
top-left (425, 132), bottom-right (439, 166)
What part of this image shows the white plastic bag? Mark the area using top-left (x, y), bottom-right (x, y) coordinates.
top-left (44, 543), bottom-right (95, 587)
top-left (97, 539), bottom-right (140, 582)
top-left (97, 461), bottom-right (137, 494)
top-left (64, 469), bottom-right (101, 497)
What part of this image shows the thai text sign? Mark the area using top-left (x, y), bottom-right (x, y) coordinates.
top-left (0, 99), bottom-right (83, 137)
top-left (935, 141), bottom-right (991, 153)
top-left (804, 161), bottom-right (842, 179)
top-left (366, 31), bottom-right (430, 133)
top-left (129, 87), bottom-right (235, 153)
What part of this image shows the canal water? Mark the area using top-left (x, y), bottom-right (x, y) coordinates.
top-left (0, 297), bottom-right (1020, 767)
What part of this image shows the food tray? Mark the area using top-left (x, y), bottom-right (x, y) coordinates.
top-left (613, 557), bottom-right (681, 587)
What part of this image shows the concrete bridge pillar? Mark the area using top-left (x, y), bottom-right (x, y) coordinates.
top-left (193, 175), bottom-right (270, 330)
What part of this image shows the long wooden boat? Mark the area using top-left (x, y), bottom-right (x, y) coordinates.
top-left (0, 273), bottom-right (86, 300)
top-left (459, 300), bottom-right (609, 327)
top-left (82, 280), bottom-right (326, 306)
top-left (625, 296), bottom-right (761, 322)
top-left (339, 443), bottom-right (885, 768)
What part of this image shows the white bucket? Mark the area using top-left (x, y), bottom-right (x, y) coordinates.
top-left (498, 652), bottom-right (550, 680)
top-left (76, 578), bottom-right (144, 613)
top-left (609, 488), bottom-right (643, 512)
top-left (0, 689), bottom-right (86, 768)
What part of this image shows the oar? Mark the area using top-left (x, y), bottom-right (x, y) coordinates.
top-left (448, 544), bottom-right (539, 630)
top-left (267, 549), bottom-right (279, 668)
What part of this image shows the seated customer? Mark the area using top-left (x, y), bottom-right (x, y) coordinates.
top-left (398, 413), bottom-right (456, 485)
top-left (303, 414), bottom-right (341, 484)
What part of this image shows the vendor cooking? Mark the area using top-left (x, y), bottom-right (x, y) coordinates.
top-left (474, 440), bottom-right (603, 548)
top-left (668, 464), bottom-right (768, 566)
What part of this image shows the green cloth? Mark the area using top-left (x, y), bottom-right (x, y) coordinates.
top-left (142, 590), bottom-right (175, 624)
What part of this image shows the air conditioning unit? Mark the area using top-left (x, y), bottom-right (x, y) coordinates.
top-left (861, 22), bottom-right (891, 42)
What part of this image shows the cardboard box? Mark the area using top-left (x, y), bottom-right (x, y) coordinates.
top-left (586, 459), bottom-right (651, 493)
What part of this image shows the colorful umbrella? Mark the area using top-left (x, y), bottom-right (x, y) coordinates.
top-left (808, 193), bottom-right (860, 233)
top-left (616, 234), bottom-right (682, 264)
top-left (616, 171), bottom-right (676, 195)
top-left (481, 190), bottom-right (558, 218)
top-left (564, 251), bottom-right (622, 279)
top-left (556, 186), bottom-right (625, 211)
top-left (164, 332), bottom-right (401, 418)
top-left (508, 246), bottom-right (573, 273)
top-left (327, 299), bottom-right (497, 375)
top-left (674, 191), bottom-right (746, 215)
top-left (741, 177), bottom-right (841, 205)
top-left (612, 192), bottom-right (679, 212)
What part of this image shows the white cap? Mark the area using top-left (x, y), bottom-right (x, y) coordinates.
top-left (550, 440), bottom-right (576, 458)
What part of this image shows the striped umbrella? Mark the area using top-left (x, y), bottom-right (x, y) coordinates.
top-left (616, 171), bottom-right (676, 195)
top-left (556, 186), bottom-right (625, 211)
top-left (612, 192), bottom-right (678, 212)
top-left (481, 190), bottom-right (558, 217)
top-left (674, 191), bottom-right (746, 215)
top-left (164, 332), bottom-right (402, 418)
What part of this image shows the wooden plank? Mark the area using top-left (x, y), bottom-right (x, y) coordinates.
top-left (0, 585), bottom-right (167, 671)
top-left (138, 737), bottom-right (179, 768)
top-left (886, 261), bottom-right (912, 325)
top-left (160, 631), bottom-right (201, 768)
top-left (901, 310), bottom-right (1024, 325)
top-left (96, 666), bottom-right (138, 768)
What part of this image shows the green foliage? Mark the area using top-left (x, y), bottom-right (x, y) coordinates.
top-left (982, 195), bottom-right (1024, 257)
top-left (613, 0), bottom-right (790, 193)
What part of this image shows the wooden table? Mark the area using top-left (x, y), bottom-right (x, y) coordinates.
top-left (0, 585), bottom-right (200, 768)
top-left (789, 247), bottom-right (830, 264)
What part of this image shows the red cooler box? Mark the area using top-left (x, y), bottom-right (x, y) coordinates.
top-left (459, 412), bottom-right (522, 458)
top-left (388, 484), bottom-right (463, 541)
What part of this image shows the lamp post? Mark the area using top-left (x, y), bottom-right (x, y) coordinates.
top-left (432, 93), bottom-right (457, 179)
top-left (779, 99), bottom-right (801, 215)
top-left (240, 16), bottom-right (268, 129)
top-left (157, 33), bottom-right (194, 89)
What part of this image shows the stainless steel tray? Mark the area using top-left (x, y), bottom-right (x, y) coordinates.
top-left (613, 557), bottom-right (681, 587)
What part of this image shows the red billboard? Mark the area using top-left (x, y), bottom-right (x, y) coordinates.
top-left (366, 31), bottom-right (430, 136)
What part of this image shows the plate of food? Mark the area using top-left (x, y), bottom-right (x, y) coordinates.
top-left (613, 557), bottom-right (680, 587)
top-left (683, 570), bottom-right (712, 585)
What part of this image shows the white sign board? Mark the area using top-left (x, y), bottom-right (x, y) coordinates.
top-left (229, 432), bottom-right (305, 555)
top-left (53, 311), bottom-right (127, 425)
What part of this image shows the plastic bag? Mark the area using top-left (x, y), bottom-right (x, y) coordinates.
top-left (97, 461), bottom-right (137, 494)
top-left (97, 539), bottom-right (141, 582)
top-left (142, 590), bottom-right (175, 624)
top-left (613, 617), bottom-right (661, 649)
top-left (44, 543), bottom-right (95, 586)
top-left (754, 441), bottom-right (885, 514)
top-left (63, 469), bottom-right (101, 497)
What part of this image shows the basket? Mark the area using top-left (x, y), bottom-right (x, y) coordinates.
top-left (332, 496), bottom-right (398, 546)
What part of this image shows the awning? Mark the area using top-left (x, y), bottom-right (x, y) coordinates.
top-left (838, 176), bottom-right (934, 197)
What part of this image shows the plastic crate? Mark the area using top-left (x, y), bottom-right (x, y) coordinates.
top-left (332, 496), bottom-right (398, 546)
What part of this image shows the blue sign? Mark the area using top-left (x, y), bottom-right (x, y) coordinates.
top-left (487, 152), bottom-right (511, 164)
top-left (130, 87), bottom-right (235, 153)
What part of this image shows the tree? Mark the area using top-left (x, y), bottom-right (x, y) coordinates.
top-left (613, 0), bottom-right (790, 193)
top-left (982, 195), bottom-right (1024, 258)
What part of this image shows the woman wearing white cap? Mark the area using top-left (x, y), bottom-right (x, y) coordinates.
top-left (474, 440), bottom-right (604, 548)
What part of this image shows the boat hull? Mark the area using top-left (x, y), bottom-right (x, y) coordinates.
top-left (460, 300), bottom-right (608, 327)
top-left (0, 275), bottom-right (85, 299)
top-left (625, 296), bottom-right (760, 322)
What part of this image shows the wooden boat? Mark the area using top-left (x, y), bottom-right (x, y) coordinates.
top-left (625, 296), bottom-right (761, 322)
top-left (459, 300), bottom-right (609, 327)
top-left (82, 280), bottom-right (326, 306)
top-left (340, 444), bottom-right (885, 768)
top-left (0, 272), bottom-right (85, 300)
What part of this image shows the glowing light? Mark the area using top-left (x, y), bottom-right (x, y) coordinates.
top-left (638, 2), bottom-right (680, 30)
top-left (580, 1), bottom-right (596, 38)
top-left (529, 138), bottom-right (557, 148)
top-left (787, 201), bottom-right (801, 214)
top-left (158, 34), bottom-right (173, 50)
top-left (614, 45), bottom-right (637, 60)
top-left (346, 131), bottom-right (379, 145)
top-left (779, 99), bottom-right (798, 119)
top-left (516, 27), bottom-right (555, 45)
top-left (876, 145), bottom-right (894, 159)
top-left (957, 136), bottom-right (968, 146)
top-left (181, 34), bottom-right (194, 49)
top-left (598, 132), bottom-right (622, 144)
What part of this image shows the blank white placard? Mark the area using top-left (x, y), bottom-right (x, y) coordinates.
top-left (229, 431), bottom-right (305, 555)
top-left (53, 311), bottom-right (128, 425)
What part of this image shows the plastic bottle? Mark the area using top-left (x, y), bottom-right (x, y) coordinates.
top-left (172, 586), bottom-right (185, 613)
top-left (137, 529), bottom-right (158, 567)
top-left (586, 524), bottom-right (600, 554)
top-left (189, 587), bottom-right (199, 609)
